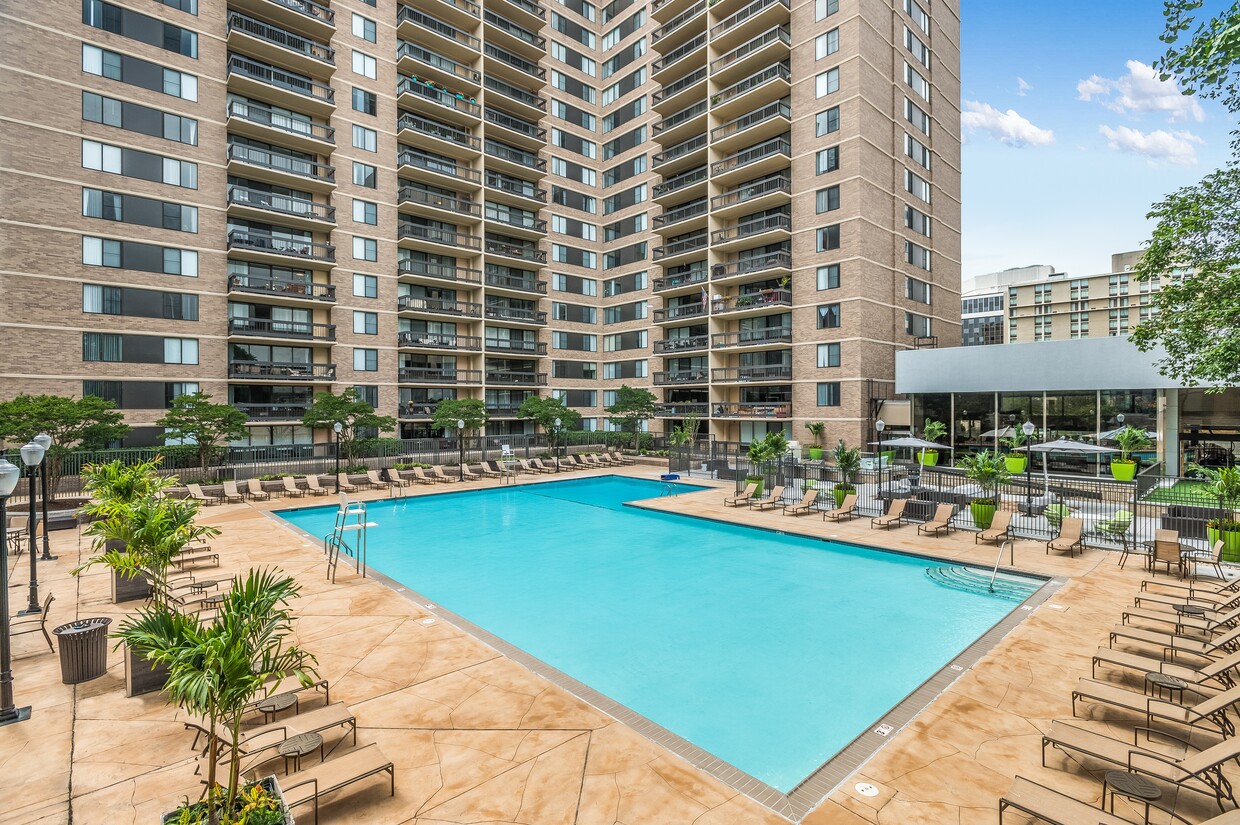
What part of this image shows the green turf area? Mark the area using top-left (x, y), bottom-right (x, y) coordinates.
top-left (1143, 480), bottom-right (1238, 507)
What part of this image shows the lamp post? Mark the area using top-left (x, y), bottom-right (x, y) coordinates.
top-left (457, 418), bottom-right (466, 481)
top-left (18, 441), bottom-right (45, 616)
top-left (332, 421), bottom-right (342, 479)
top-left (553, 417), bottom-right (561, 472)
top-left (876, 419), bottom-right (886, 501)
top-left (1022, 420), bottom-right (1036, 515)
top-left (0, 458), bottom-right (30, 726)
top-left (33, 433), bottom-right (55, 561)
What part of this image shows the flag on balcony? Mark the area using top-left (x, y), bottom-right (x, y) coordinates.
top-left (700, 285), bottom-right (708, 307)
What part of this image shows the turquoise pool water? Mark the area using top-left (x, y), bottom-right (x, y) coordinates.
top-left (278, 476), bottom-right (1030, 791)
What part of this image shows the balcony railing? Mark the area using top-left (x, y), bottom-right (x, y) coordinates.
top-left (228, 11), bottom-right (334, 64)
top-left (235, 402), bottom-right (312, 420)
top-left (711, 327), bottom-right (792, 348)
top-left (485, 304), bottom-right (547, 323)
top-left (397, 150), bottom-right (482, 183)
top-left (653, 233), bottom-right (708, 260)
top-left (709, 0), bottom-right (789, 39)
top-left (226, 100), bottom-right (334, 143)
top-left (710, 173), bottom-right (791, 210)
top-left (713, 402), bottom-right (791, 418)
top-left (228, 361), bottom-right (336, 380)
top-left (712, 213), bottom-right (791, 243)
top-left (227, 230), bottom-right (335, 262)
top-left (398, 186), bottom-right (481, 218)
top-left (398, 222), bottom-right (483, 250)
top-left (227, 185), bottom-right (336, 222)
top-left (397, 295), bottom-right (483, 316)
top-left (654, 199), bottom-right (708, 229)
top-left (653, 370), bottom-right (709, 385)
top-left (485, 171), bottom-right (547, 201)
top-left (652, 266), bottom-right (708, 291)
top-left (228, 317), bottom-right (335, 340)
top-left (653, 335), bottom-right (709, 353)
top-left (265, 0), bottom-right (334, 25)
top-left (653, 165), bottom-right (707, 198)
top-left (484, 404), bottom-right (524, 416)
top-left (484, 140), bottom-right (546, 171)
top-left (714, 63), bottom-right (790, 107)
top-left (399, 402), bottom-right (437, 418)
top-left (711, 136), bottom-right (791, 176)
top-left (397, 113), bottom-right (480, 151)
top-left (653, 303), bottom-right (708, 322)
top-left (397, 258), bottom-right (483, 283)
top-left (653, 100), bottom-right (707, 134)
top-left (485, 338), bottom-right (547, 354)
top-left (485, 371), bottom-right (547, 385)
top-left (483, 76), bottom-right (546, 110)
top-left (484, 240), bottom-right (547, 262)
top-left (397, 331), bottom-right (483, 350)
top-left (397, 77), bottom-right (481, 116)
top-left (654, 402), bottom-right (710, 417)
top-left (653, 66), bottom-right (707, 103)
top-left (226, 55), bottom-right (334, 104)
top-left (500, 0), bottom-right (546, 18)
top-left (484, 205), bottom-right (547, 232)
top-left (714, 288), bottom-right (792, 314)
top-left (398, 6), bottom-right (481, 49)
top-left (483, 11), bottom-right (546, 48)
top-left (485, 267), bottom-right (547, 293)
top-left (397, 41), bottom-right (481, 83)
top-left (712, 251), bottom-right (791, 278)
top-left (484, 44), bottom-right (546, 79)
top-left (227, 142), bottom-right (335, 183)
top-left (652, 0), bottom-right (705, 42)
top-left (434, 0), bottom-right (481, 18)
top-left (711, 99), bottom-right (791, 141)
top-left (484, 108), bottom-right (546, 140)
top-left (228, 273), bottom-right (336, 301)
top-left (652, 32), bottom-right (706, 73)
top-left (399, 367), bottom-right (483, 383)
top-left (710, 25), bottom-right (789, 73)
top-left (712, 364), bottom-right (792, 382)
top-left (653, 133), bottom-right (707, 167)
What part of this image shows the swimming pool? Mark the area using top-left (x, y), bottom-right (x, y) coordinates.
top-left (278, 476), bottom-right (1035, 793)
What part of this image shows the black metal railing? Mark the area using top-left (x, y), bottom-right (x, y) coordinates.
top-left (226, 55), bottom-right (334, 103)
top-left (653, 303), bottom-right (708, 322)
top-left (484, 240), bottom-right (547, 262)
top-left (398, 5), bottom-right (481, 48)
top-left (709, 25), bottom-right (789, 73)
top-left (397, 77), bottom-right (482, 116)
top-left (484, 108), bottom-right (547, 139)
top-left (228, 361), bottom-right (336, 380)
top-left (227, 186), bottom-right (335, 222)
top-left (653, 370), bottom-right (709, 385)
top-left (227, 142), bottom-right (335, 182)
top-left (486, 171), bottom-right (547, 201)
top-left (653, 233), bottom-right (708, 259)
top-left (709, 0), bottom-right (789, 39)
top-left (397, 113), bottom-right (480, 150)
top-left (228, 317), bottom-right (335, 340)
top-left (398, 367), bottom-right (483, 383)
top-left (711, 136), bottom-right (791, 176)
top-left (712, 364), bottom-right (791, 381)
top-left (485, 338), bottom-right (547, 354)
top-left (227, 230), bottom-right (335, 262)
top-left (712, 252), bottom-right (792, 278)
top-left (711, 327), bottom-right (792, 348)
top-left (711, 100), bottom-right (791, 142)
top-left (654, 199), bottom-right (708, 228)
top-left (654, 335), bottom-right (709, 353)
top-left (483, 10), bottom-right (546, 48)
top-left (397, 150), bottom-right (482, 183)
top-left (483, 76), bottom-right (546, 109)
top-left (485, 267), bottom-right (547, 293)
top-left (714, 63), bottom-right (790, 107)
top-left (398, 185), bottom-right (482, 217)
top-left (484, 44), bottom-right (546, 78)
top-left (397, 41), bottom-right (481, 82)
top-left (226, 100), bottom-right (334, 143)
top-left (653, 100), bottom-right (707, 134)
top-left (228, 274), bottom-right (336, 301)
top-left (653, 165), bottom-right (707, 198)
top-left (654, 66), bottom-right (707, 103)
top-left (484, 140), bottom-right (547, 171)
top-left (710, 173), bottom-right (790, 210)
top-left (653, 133), bottom-right (707, 167)
top-left (397, 258), bottom-right (483, 283)
top-left (652, 0), bottom-right (705, 42)
top-left (484, 304), bottom-right (547, 323)
top-left (227, 11), bottom-right (334, 63)
top-left (398, 223), bottom-right (483, 250)
top-left (712, 214), bottom-right (791, 243)
top-left (397, 331), bottom-right (483, 350)
top-left (235, 402), bottom-right (312, 420)
top-left (652, 32), bottom-right (706, 73)
top-left (397, 295), bottom-right (483, 316)
top-left (486, 371), bottom-right (548, 385)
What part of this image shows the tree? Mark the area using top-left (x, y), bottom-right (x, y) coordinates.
top-left (604, 385), bottom-right (657, 449)
top-left (300, 388), bottom-right (397, 463)
top-left (1155, 1), bottom-right (1240, 114)
top-left (669, 412), bottom-right (702, 447)
top-left (431, 398), bottom-right (488, 436)
top-left (155, 392), bottom-right (249, 476)
top-left (0, 393), bottom-right (130, 498)
top-left (517, 396), bottom-right (581, 449)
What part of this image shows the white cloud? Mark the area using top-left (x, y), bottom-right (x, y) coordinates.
top-left (1098, 124), bottom-right (1204, 165)
top-left (960, 101), bottom-right (1054, 147)
top-left (1077, 60), bottom-right (1205, 123)
top-left (1016, 77), bottom-right (1030, 96)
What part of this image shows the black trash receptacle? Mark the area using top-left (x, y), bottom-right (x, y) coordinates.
top-left (53, 617), bottom-right (112, 684)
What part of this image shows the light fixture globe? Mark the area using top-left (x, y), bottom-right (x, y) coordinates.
top-left (0, 459), bottom-right (18, 497)
top-left (18, 442), bottom-right (45, 468)
top-left (875, 419), bottom-right (886, 432)
top-left (456, 418), bottom-right (466, 430)
top-left (1022, 420), bottom-right (1035, 437)
top-left (332, 421), bottom-right (343, 434)
top-left (553, 417), bottom-right (561, 429)
top-left (31, 433), bottom-right (52, 452)
top-left (1116, 413), bottom-right (1125, 424)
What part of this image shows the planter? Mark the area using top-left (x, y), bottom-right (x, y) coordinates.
top-left (1004, 454), bottom-right (1027, 474)
top-left (833, 485), bottom-right (856, 509)
top-left (112, 569), bottom-right (152, 603)
top-left (806, 447), bottom-right (823, 461)
top-left (970, 499), bottom-right (998, 530)
top-left (1208, 526), bottom-right (1240, 564)
top-left (744, 476), bottom-right (764, 497)
top-left (161, 775), bottom-right (292, 825)
top-left (1110, 459), bottom-right (1137, 482)
top-left (125, 644), bottom-right (169, 697)
top-left (918, 450), bottom-right (939, 467)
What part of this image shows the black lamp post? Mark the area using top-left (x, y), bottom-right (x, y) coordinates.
top-left (457, 418), bottom-right (466, 481)
top-left (18, 440), bottom-right (45, 616)
top-left (0, 458), bottom-right (30, 726)
top-left (33, 433), bottom-right (55, 561)
top-left (553, 417), bottom-right (561, 472)
top-left (332, 421), bottom-right (342, 479)
top-left (1021, 420), bottom-right (1036, 515)
top-left (876, 418), bottom-right (886, 501)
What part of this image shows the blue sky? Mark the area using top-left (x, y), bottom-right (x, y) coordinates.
top-left (959, 0), bottom-right (1235, 281)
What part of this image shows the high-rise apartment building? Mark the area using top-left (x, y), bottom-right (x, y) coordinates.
top-left (0, 0), bottom-right (960, 449)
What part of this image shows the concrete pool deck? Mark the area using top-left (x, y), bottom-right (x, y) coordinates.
top-left (0, 465), bottom-right (1231, 824)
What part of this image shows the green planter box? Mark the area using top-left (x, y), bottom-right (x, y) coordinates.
top-left (745, 477), bottom-right (764, 497)
top-left (806, 447), bottom-right (823, 461)
top-left (1208, 526), bottom-right (1240, 564)
top-left (834, 485), bottom-right (855, 508)
top-left (970, 500), bottom-right (997, 530)
top-left (1110, 460), bottom-right (1137, 481)
top-left (918, 450), bottom-right (939, 466)
top-left (1004, 455), bottom-right (1027, 474)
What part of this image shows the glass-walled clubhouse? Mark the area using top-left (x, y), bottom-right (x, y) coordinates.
top-left (895, 338), bottom-right (1239, 476)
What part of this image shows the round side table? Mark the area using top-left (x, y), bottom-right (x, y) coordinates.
top-left (277, 731), bottom-right (323, 774)
top-left (254, 691), bottom-right (297, 724)
top-left (1144, 671), bottom-right (1188, 703)
top-left (1102, 770), bottom-right (1160, 822)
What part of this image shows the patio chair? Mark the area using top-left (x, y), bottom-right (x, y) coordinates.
top-left (219, 480), bottom-right (245, 504)
top-left (1071, 677), bottom-right (1240, 737)
top-left (245, 478), bottom-right (272, 501)
top-left (367, 470), bottom-right (397, 492)
top-left (1091, 645), bottom-right (1240, 690)
top-left (274, 743), bottom-right (395, 823)
top-left (724, 482), bottom-right (758, 507)
top-left (748, 485), bottom-right (785, 511)
top-left (518, 459), bottom-right (552, 475)
top-left (917, 504), bottom-right (956, 536)
top-left (6, 514), bottom-right (28, 555)
top-left (197, 702), bottom-right (357, 759)
top-left (1134, 580), bottom-right (1240, 613)
top-left (1107, 621), bottom-right (1240, 662)
top-left (975, 508), bottom-right (1013, 545)
top-left (871, 499), bottom-right (907, 530)
top-left (9, 593), bottom-right (54, 652)
top-left (608, 451), bottom-right (636, 465)
top-left (336, 473), bottom-right (359, 493)
top-left (243, 675), bottom-right (331, 717)
top-left (429, 466), bottom-right (457, 483)
top-left (186, 483), bottom-right (224, 506)
top-left (1152, 528), bottom-right (1186, 577)
top-left (1094, 508), bottom-right (1133, 550)
top-left (821, 494), bottom-right (858, 522)
top-left (998, 776), bottom-right (1156, 825)
top-left (1122, 600), bottom-right (1240, 637)
top-left (386, 469), bottom-right (413, 491)
top-left (530, 458), bottom-right (557, 473)
top-left (1043, 503), bottom-right (1071, 530)
top-left (782, 489), bottom-right (818, 516)
top-left (460, 464), bottom-right (479, 481)
top-left (1185, 540), bottom-right (1228, 583)
top-left (1045, 517), bottom-right (1084, 557)
top-left (408, 467), bottom-right (438, 485)
top-left (304, 475), bottom-right (331, 496)
top-left (475, 462), bottom-right (501, 478)
top-left (281, 477), bottom-right (307, 497)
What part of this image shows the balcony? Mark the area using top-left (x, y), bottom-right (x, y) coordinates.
top-left (485, 269), bottom-right (546, 297)
top-left (712, 364), bottom-right (791, 382)
top-left (654, 402), bottom-right (710, 417)
top-left (484, 44), bottom-right (546, 81)
top-left (485, 338), bottom-right (546, 355)
top-left (484, 140), bottom-right (547, 175)
top-left (711, 136), bottom-right (791, 184)
top-left (486, 171), bottom-right (547, 204)
top-left (711, 326), bottom-right (792, 348)
top-left (653, 303), bottom-right (708, 323)
top-left (711, 100), bottom-right (791, 151)
top-left (227, 11), bottom-right (334, 76)
top-left (709, 25), bottom-right (789, 86)
top-left (397, 295), bottom-right (483, 317)
top-left (653, 66), bottom-right (707, 112)
top-left (397, 114), bottom-right (480, 159)
top-left (483, 11), bottom-right (546, 55)
top-left (484, 108), bottom-right (547, 147)
top-left (711, 251), bottom-right (791, 280)
top-left (652, 32), bottom-right (706, 78)
top-left (712, 63), bottom-right (790, 120)
top-left (228, 273), bottom-right (336, 302)
top-left (228, 361), bottom-right (335, 380)
top-left (226, 142), bottom-right (335, 191)
top-left (397, 150), bottom-right (483, 186)
top-left (496, 0), bottom-right (546, 24)
top-left (653, 100), bottom-right (707, 143)
top-left (398, 222), bottom-right (483, 252)
top-left (654, 199), bottom-right (708, 231)
top-left (652, 266), bottom-right (708, 293)
top-left (653, 165), bottom-right (707, 203)
top-left (486, 371), bottom-right (547, 386)
top-left (399, 367), bottom-right (483, 384)
top-left (227, 317), bottom-right (336, 341)
top-left (652, 132), bottom-right (707, 174)
top-left (483, 76), bottom-right (546, 118)
top-left (652, 0), bottom-right (698, 21)
top-left (228, 0), bottom-right (334, 39)
top-left (399, 402), bottom-right (437, 419)
top-left (226, 99), bottom-right (334, 153)
top-left (234, 402), bottom-right (312, 420)
top-left (225, 55), bottom-right (334, 114)
top-left (485, 239), bottom-right (546, 263)
top-left (397, 77), bottom-right (481, 126)
top-left (397, 6), bottom-right (481, 60)
top-left (710, 173), bottom-right (790, 217)
top-left (653, 335), bottom-right (709, 354)
top-left (396, 41), bottom-right (481, 87)
top-left (226, 185), bottom-right (335, 229)
top-left (485, 404), bottom-right (524, 417)
top-left (397, 258), bottom-right (483, 284)
top-left (652, 0), bottom-right (706, 49)
top-left (653, 370), bottom-right (709, 386)
top-left (429, 0), bottom-right (482, 24)
top-left (227, 229), bottom-right (335, 264)
top-left (484, 303), bottom-right (547, 324)
top-left (709, 0), bottom-right (789, 51)
top-left (484, 205), bottom-right (547, 235)
top-left (711, 213), bottom-right (791, 252)
top-left (397, 331), bottom-right (483, 350)
top-left (713, 288), bottom-right (792, 316)
top-left (712, 402), bottom-right (790, 418)
top-left (398, 186), bottom-right (482, 220)
top-left (653, 232), bottom-right (708, 261)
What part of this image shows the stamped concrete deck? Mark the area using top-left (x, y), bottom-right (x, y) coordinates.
top-left (0, 466), bottom-right (1232, 824)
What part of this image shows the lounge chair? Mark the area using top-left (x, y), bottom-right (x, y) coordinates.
top-left (1121, 601), bottom-right (1240, 637)
top-left (821, 494), bottom-right (858, 522)
top-left (1094, 508), bottom-right (1133, 550)
top-left (1134, 583), bottom-right (1240, 613)
top-left (724, 483), bottom-right (758, 507)
top-left (1045, 517), bottom-right (1084, 556)
top-left (460, 464), bottom-right (479, 481)
top-left (384, 468), bottom-right (412, 490)
top-left (192, 702), bottom-right (357, 755)
top-left (408, 467), bottom-right (438, 485)
top-left (975, 509), bottom-right (1013, 544)
top-left (999, 776), bottom-right (1152, 825)
top-left (1185, 540), bottom-right (1228, 583)
top-left (871, 499), bottom-right (906, 530)
top-left (9, 593), bottom-right (54, 652)
top-left (475, 462), bottom-right (501, 478)
top-left (366, 470), bottom-right (395, 492)
top-left (186, 483), bottom-right (223, 506)
top-left (748, 485), bottom-right (786, 511)
top-left (245, 478), bottom-right (272, 501)
top-left (1043, 503), bottom-right (1071, 530)
top-left (916, 504), bottom-right (956, 536)
top-left (1140, 570), bottom-right (1240, 600)
top-left (303, 475), bottom-right (331, 496)
top-left (282, 477), bottom-right (307, 497)
top-left (277, 743), bottom-right (395, 822)
top-left (1091, 645), bottom-right (1240, 689)
top-left (608, 451), bottom-right (635, 465)
top-left (1152, 528), bottom-right (1185, 576)
top-left (782, 489), bottom-right (818, 516)
top-left (429, 466), bottom-right (457, 483)
top-left (1070, 677), bottom-right (1240, 737)
top-left (530, 458), bottom-right (558, 473)
top-left (1107, 622), bottom-right (1240, 661)
top-left (220, 481), bottom-right (245, 504)
top-left (518, 459), bottom-right (551, 475)
top-left (243, 675), bottom-right (331, 717)
top-left (582, 454), bottom-right (607, 467)
top-left (171, 546), bottom-right (219, 571)
top-left (336, 473), bottom-right (359, 493)
top-left (1041, 720), bottom-right (1240, 809)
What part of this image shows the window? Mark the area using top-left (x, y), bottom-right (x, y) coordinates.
top-left (905, 0), bottom-right (929, 34)
top-left (83, 380), bottom-right (123, 404)
top-left (81, 139), bottom-right (121, 173)
top-left (905, 205), bottom-right (931, 237)
top-left (905, 98), bottom-right (930, 134)
top-left (817, 264), bottom-right (840, 290)
top-left (816, 224), bottom-right (840, 252)
top-left (83, 284), bottom-right (122, 314)
top-left (817, 303), bottom-right (841, 329)
top-left (905, 133), bottom-right (931, 170)
top-left (82, 44), bottom-right (122, 81)
top-left (82, 91), bottom-right (121, 126)
top-left (351, 50), bottom-right (377, 79)
top-left (816, 107), bottom-right (840, 136)
top-left (82, 188), bottom-right (123, 221)
top-left (161, 157), bottom-right (198, 189)
top-left (163, 337), bottom-right (199, 364)
top-left (905, 276), bottom-right (932, 304)
top-left (905, 26), bottom-right (930, 68)
top-left (906, 312), bottom-right (931, 337)
top-left (353, 385), bottom-right (379, 408)
top-left (816, 68), bottom-right (840, 97)
top-left (816, 28), bottom-right (839, 59)
top-left (353, 348), bottom-right (378, 371)
top-left (817, 343), bottom-right (841, 368)
top-left (905, 169), bottom-right (931, 202)
top-left (353, 310), bottom-right (378, 335)
top-left (816, 146), bottom-right (840, 174)
top-left (162, 67), bottom-right (197, 100)
top-left (816, 186), bottom-right (840, 213)
top-left (905, 241), bottom-right (931, 271)
top-left (353, 274), bottom-right (377, 298)
top-left (82, 236), bottom-right (121, 267)
top-left (352, 125), bottom-right (377, 152)
top-left (352, 199), bottom-right (377, 225)
top-left (352, 87), bottom-right (376, 115)
top-left (162, 112), bottom-right (198, 145)
top-left (83, 333), bottom-right (122, 362)
top-left (163, 292), bottom-right (198, 320)
top-left (816, 382), bottom-right (841, 406)
top-left (904, 62), bottom-right (930, 101)
top-left (352, 237), bottom-right (377, 261)
top-left (815, 0), bottom-right (838, 20)
top-left (352, 162), bottom-right (376, 188)
top-left (83, 0), bottom-right (197, 57)
top-left (351, 13), bottom-right (377, 41)
top-left (162, 248), bottom-right (198, 276)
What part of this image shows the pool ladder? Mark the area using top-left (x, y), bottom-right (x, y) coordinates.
top-left (988, 540), bottom-right (1013, 594)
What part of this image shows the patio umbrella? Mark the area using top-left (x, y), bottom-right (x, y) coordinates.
top-left (1015, 439), bottom-right (1119, 501)
top-left (979, 426), bottom-right (1016, 439)
top-left (1098, 427), bottom-right (1157, 442)
top-left (868, 436), bottom-right (952, 466)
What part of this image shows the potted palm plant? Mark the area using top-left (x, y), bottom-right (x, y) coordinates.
top-left (803, 422), bottom-right (825, 461)
top-left (1198, 465), bottom-right (1240, 563)
top-left (919, 418), bottom-right (946, 466)
top-left (1001, 432), bottom-right (1029, 474)
top-left (956, 449), bottom-right (1010, 529)
top-left (831, 441), bottom-right (861, 508)
top-left (116, 568), bottom-right (317, 825)
top-left (1110, 425), bottom-right (1151, 481)
top-left (744, 431), bottom-right (787, 496)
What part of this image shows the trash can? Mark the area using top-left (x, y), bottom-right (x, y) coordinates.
top-left (53, 617), bottom-right (112, 684)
